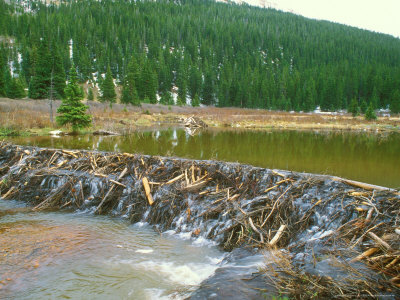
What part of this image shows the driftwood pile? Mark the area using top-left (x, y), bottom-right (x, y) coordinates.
top-left (0, 142), bottom-right (399, 298)
top-left (183, 116), bottom-right (208, 128)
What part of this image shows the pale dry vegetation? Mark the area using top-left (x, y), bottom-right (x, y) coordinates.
top-left (1, 98), bottom-right (399, 135)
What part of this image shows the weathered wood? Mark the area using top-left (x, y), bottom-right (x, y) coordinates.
top-left (165, 173), bottom-right (184, 185)
top-left (109, 179), bottom-right (127, 188)
top-left (249, 217), bottom-right (264, 243)
top-left (182, 179), bottom-right (209, 192)
top-left (95, 168), bottom-right (128, 213)
top-left (142, 177), bottom-right (154, 205)
top-left (269, 224), bottom-right (286, 246)
top-left (351, 247), bottom-right (379, 262)
top-left (62, 150), bottom-right (78, 158)
top-left (368, 232), bottom-right (391, 250)
top-left (2, 186), bottom-right (15, 199)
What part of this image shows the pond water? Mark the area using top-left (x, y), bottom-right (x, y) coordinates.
top-left (6, 128), bottom-right (400, 188)
top-left (0, 199), bottom-right (223, 299)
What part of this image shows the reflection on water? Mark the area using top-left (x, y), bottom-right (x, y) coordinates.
top-left (6, 128), bottom-right (400, 188)
top-left (0, 199), bottom-right (223, 299)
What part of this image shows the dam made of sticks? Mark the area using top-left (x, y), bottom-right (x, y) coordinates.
top-left (0, 142), bottom-right (399, 298)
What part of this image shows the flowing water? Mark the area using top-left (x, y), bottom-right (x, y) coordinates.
top-left (6, 128), bottom-right (400, 188)
top-left (0, 199), bottom-right (224, 299)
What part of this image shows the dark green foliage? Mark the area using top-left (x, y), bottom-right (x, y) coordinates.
top-left (50, 45), bottom-right (66, 99)
top-left (7, 77), bottom-right (26, 99)
top-left (177, 95), bottom-right (185, 106)
top-left (101, 64), bottom-right (116, 103)
top-left (192, 93), bottom-right (200, 107)
top-left (360, 99), bottom-right (368, 114)
top-left (29, 39), bottom-right (51, 99)
top-left (365, 102), bottom-right (377, 120)
top-left (87, 87), bottom-right (94, 101)
top-left (370, 87), bottom-right (379, 109)
top-left (0, 52), bottom-right (6, 97)
top-left (56, 65), bottom-right (91, 132)
top-left (390, 90), bottom-right (400, 114)
top-left (348, 98), bottom-right (360, 117)
top-left (121, 57), bottom-right (139, 105)
top-left (3, 0), bottom-right (400, 111)
top-left (202, 69), bottom-right (214, 105)
top-left (139, 61), bottom-right (158, 104)
top-left (160, 91), bottom-right (173, 105)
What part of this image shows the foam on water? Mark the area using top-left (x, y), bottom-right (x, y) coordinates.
top-left (137, 260), bottom-right (218, 286)
top-left (136, 249), bottom-right (154, 254)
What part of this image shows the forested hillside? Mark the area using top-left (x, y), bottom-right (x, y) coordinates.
top-left (1, 0), bottom-right (400, 112)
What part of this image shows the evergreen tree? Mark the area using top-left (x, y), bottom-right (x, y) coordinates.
top-left (7, 77), bottom-right (26, 99)
top-left (56, 65), bottom-right (91, 132)
top-left (348, 98), bottom-right (360, 117)
top-left (365, 102), bottom-right (377, 120)
top-left (177, 95), bottom-right (185, 106)
top-left (160, 91), bottom-right (173, 105)
top-left (360, 99), bottom-right (368, 114)
top-left (51, 45), bottom-right (66, 99)
top-left (121, 57), bottom-right (139, 105)
top-left (0, 53), bottom-right (6, 97)
top-left (188, 66), bottom-right (202, 100)
top-left (101, 64), bottom-right (116, 103)
top-left (192, 93), bottom-right (200, 107)
top-left (140, 61), bottom-right (158, 104)
top-left (87, 87), bottom-right (94, 101)
top-left (29, 39), bottom-right (51, 99)
top-left (303, 79), bottom-right (316, 112)
top-left (370, 87), bottom-right (379, 109)
top-left (3, 0), bottom-right (400, 112)
top-left (202, 69), bottom-right (214, 105)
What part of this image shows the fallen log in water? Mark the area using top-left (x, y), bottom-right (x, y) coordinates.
top-left (0, 141), bottom-right (399, 298)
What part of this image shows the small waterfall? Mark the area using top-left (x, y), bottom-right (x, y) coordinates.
top-left (1, 142), bottom-right (399, 298)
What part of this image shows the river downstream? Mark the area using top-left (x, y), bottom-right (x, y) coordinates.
top-left (6, 128), bottom-right (400, 188)
top-left (0, 199), bottom-right (223, 299)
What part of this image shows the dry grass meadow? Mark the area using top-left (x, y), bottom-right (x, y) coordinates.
top-left (1, 97), bottom-right (399, 135)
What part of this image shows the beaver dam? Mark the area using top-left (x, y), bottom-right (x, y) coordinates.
top-left (0, 142), bottom-right (399, 299)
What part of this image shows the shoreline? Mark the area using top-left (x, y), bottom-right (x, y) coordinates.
top-left (1, 98), bottom-right (399, 137)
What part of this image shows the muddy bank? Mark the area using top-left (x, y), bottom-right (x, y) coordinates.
top-left (0, 142), bottom-right (399, 298)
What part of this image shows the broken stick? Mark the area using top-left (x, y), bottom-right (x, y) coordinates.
top-left (142, 177), bottom-right (154, 205)
top-left (95, 167), bottom-right (128, 214)
top-left (269, 224), bottom-right (286, 246)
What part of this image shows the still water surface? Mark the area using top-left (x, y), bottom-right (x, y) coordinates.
top-left (7, 128), bottom-right (400, 188)
top-left (0, 199), bottom-right (223, 299)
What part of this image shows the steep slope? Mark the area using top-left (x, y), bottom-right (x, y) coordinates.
top-left (1, 0), bottom-right (400, 111)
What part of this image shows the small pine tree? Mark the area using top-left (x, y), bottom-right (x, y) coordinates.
top-left (87, 87), bottom-right (94, 101)
top-left (360, 99), bottom-right (368, 114)
top-left (56, 65), bottom-right (91, 132)
top-left (160, 91), bottom-right (173, 105)
top-left (121, 56), bottom-right (140, 105)
top-left (28, 39), bottom-right (51, 99)
top-left (177, 95), bottom-right (185, 106)
top-left (348, 98), bottom-right (360, 117)
top-left (7, 77), bottom-right (26, 99)
top-left (101, 64), bottom-right (116, 104)
top-left (365, 102), bottom-right (377, 120)
top-left (192, 94), bottom-right (200, 107)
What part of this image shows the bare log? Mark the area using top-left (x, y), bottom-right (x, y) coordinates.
top-left (142, 177), bottom-right (154, 205)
